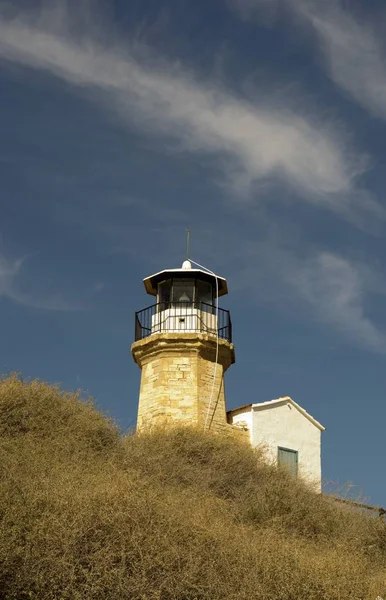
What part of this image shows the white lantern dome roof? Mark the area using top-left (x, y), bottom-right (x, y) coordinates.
top-left (142, 261), bottom-right (228, 297)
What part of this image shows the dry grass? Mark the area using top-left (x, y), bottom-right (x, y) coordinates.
top-left (0, 374), bottom-right (385, 599)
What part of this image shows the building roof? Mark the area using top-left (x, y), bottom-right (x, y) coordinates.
top-left (143, 267), bottom-right (228, 297)
top-left (227, 396), bottom-right (325, 432)
top-left (226, 403), bottom-right (252, 415)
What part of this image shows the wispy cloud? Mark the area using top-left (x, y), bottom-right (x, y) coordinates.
top-left (231, 0), bottom-right (386, 122)
top-left (0, 252), bottom-right (80, 311)
top-left (92, 282), bottom-right (105, 294)
top-left (290, 0), bottom-right (386, 121)
top-left (292, 252), bottom-right (386, 353)
top-left (0, 1), bottom-right (378, 222)
top-left (0, 254), bottom-right (24, 300)
top-left (229, 232), bottom-right (386, 353)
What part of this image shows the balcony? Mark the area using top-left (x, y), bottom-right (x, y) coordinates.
top-left (134, 301), bottom-right (232, 343)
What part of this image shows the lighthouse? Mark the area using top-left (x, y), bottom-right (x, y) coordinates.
top-left (131, 260), bottom-right (235, 432)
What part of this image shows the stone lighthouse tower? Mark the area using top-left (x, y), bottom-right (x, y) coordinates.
top-left (131, 260), bottom-right (235, 432)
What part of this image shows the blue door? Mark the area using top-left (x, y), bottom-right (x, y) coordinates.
top-left (278, 447), bottom-right (298, 477)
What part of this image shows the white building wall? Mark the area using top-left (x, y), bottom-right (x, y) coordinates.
top-left (251, 401), bottom-right (322, 491)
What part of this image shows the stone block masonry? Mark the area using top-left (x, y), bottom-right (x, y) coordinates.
top-left (132, 332), bottom-right (246, 440)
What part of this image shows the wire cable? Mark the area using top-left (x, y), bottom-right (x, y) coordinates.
top-left (188, 258), bottom-right (219, 431)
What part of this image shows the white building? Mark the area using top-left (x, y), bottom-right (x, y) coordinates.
top-left (227, 397), bottom-right (325, 491)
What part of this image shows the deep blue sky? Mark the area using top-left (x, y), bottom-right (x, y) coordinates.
top-left (1, 0), bottom-right (386, 505)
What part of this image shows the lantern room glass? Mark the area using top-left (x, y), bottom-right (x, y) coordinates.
top-left (156, 278), bottom-right (215, 310)
top-left (172, 279), bottom-right (194, 304)
top-left (196, 280), bottom-right (213, 306)
top-left (158, 279), bottom-right (171, 310)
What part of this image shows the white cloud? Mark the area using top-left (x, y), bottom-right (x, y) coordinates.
top-left (292, 252), bottom-right (386, 353)
top-left (290, 0), bottom-right (386, 121)
top-left (0, 252), bottom-right (80, 311)
top-left (0, 254), bottom-right (24, 298)
top-left (231, 0), bottom-right (386, 122)
top-left (92, 282), bottom-right (105, 294)
top-left (0, 1), bottom-right (378, 222)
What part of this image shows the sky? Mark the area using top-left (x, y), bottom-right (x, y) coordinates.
top-left (1, 0), bottom-right (386, 505)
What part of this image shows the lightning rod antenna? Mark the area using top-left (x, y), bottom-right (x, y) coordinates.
top-left (186, 228), bottom-right (191, 260)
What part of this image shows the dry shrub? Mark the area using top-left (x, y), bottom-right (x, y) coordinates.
top-left (0, 375), bottom-right (385, 599)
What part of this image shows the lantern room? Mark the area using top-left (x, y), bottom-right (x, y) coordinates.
top-left (134, 260), bottom-right (232, 342)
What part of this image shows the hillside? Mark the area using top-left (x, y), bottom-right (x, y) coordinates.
top-left (0, 374), bottom-right (385, 600)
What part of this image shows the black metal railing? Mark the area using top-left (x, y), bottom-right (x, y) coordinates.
top-left (134, 301), bottom-right (232, 343)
